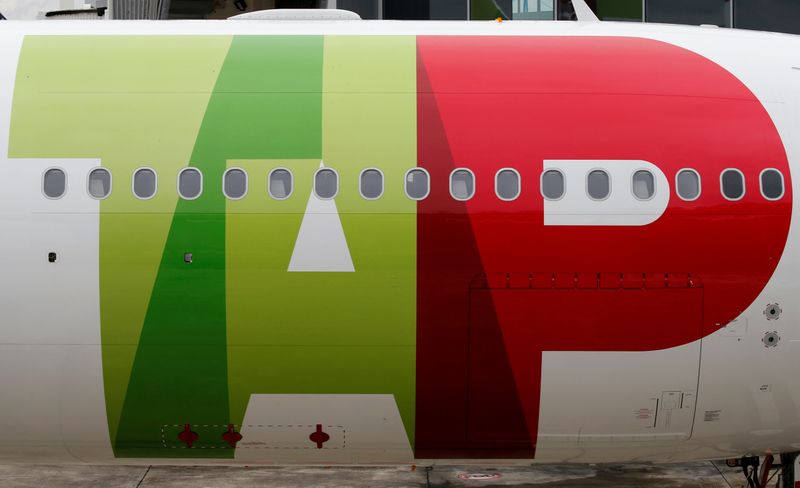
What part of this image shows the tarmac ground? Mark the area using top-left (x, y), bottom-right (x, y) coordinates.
top-left (0, 461), bottom-right (762, 487)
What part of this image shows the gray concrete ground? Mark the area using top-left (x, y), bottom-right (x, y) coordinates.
top-left (0, 462), bottom-right (755, 488)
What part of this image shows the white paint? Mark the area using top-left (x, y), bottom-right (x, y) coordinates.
top-left (0, 34), bottom-right (113, 462)
top-left (230, 8), bottom-right (362, 21)
top-left (235, 394), bottom-right (413, 463)
top-left (288, 162), bottom-right (354, 272)
top-left (543, 160), bottom-right (669, 226)
top-left (536, 341), bottom-right (700, 463)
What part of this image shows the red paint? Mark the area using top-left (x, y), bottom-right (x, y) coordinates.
top-left (416, 37), bottom-right (791, 457)
top-left (222, 424), bottom-right (242, 448)
top-left (177, 424), bottom-right (198, 449)
top-left (309, 424), bottom-right (329, 449)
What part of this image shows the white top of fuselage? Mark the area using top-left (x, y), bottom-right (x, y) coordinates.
top-left (0, 17), bottom-right (797, 43)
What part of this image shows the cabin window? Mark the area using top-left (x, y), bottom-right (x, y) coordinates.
top-left (269, 168), bottom-right (293, 200)
top-left (587, 169), bottom-right (610, 200)
top-left (721, 169), bottom-right (745, 201)
top-left (495, 169), bottom-right (520, 201)
top-left (178, 168), bottom-right (202, 200)
top-left (676, 169), bottom-right (700, 201)
top-left (314, 168), bottom-right (338, 200)
top-left (405, 168), bottom-right (430, 200)
top-left (223, 168), bottom-right (248, 200)
top-left (541, 169), bottom-right (565, 200)
top-left (43, 168), bottom-right (66, 199)
top-left (632, 170), bottom-right (655, 200)
top-left (450, 168), bottom-right (475, 201)
top-left (760, 169), bottom-right (784, 200)
top-left (133, 168), bottom-right (157, 200)
top-left (88, 168), bottom-right (111, 199)
top-left (360, 168), bottom-right (384, 200)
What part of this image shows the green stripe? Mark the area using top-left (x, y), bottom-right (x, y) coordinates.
top-left (226, 35), bottom-right (418, 444)
top-left (8, 36), bottom-right (232, 447)
top-left (114, 35), bottom-right (324, 458)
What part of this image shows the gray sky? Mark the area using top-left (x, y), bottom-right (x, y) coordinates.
top-left (0, 0), bottom-right (62, 19)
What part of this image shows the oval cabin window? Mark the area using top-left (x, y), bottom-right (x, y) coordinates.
top-left (541, 169), bottom-right (565, 200)
top-left (88, 168), bottom-right (111, 199)
top-left (450, 169), bottom-right (475, 201)
top-left (360, 169), bottom-right (384, 200)
top-left (760, 169), bottom-right (784, 200)
top-left (314, 168), bottom-right (338, 200)
top-left (676, 169), bottom-right (700, 201)
top-left (721, 169), bottom-right (745, 201)
top-left (495, 169), bottom-right (520, 201)
top-left (133, 168), bottom-right (157, 200)
top-left (405, 168), bottom-right (429, 200)
top-left (224, 168), bottom-right (248, 200)
top-left (632, 170), bottom-right (655, 200)
top-left (178, 168), bottom-right (202, 200)
top-left (43, 168), bottom-right (66, 199)
top-left (269, 168), bottom-right (293, 200)
top-left (587, 169), bottom-right (610, 200)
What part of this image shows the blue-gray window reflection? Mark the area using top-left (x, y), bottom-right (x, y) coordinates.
top-left (385, 0), bottom-right (468, 20)
top-left (646, 0), bottom-right (730, 27)
top-left (734, 0), bottom-right (800, 34)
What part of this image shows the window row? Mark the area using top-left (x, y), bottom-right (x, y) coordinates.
top-left (40, 166), bottom-right (787, 203)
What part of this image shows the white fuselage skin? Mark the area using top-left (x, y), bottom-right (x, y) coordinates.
top-left (0, 19), bottom-right (799, 465)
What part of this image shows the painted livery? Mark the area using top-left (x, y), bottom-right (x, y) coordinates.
top-left (0, 18), bottom-right (799, 465)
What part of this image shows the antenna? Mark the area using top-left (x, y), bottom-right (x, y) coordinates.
top-left (0, 11), bottom-right (6, 20)
top-left (571, 0), bottom-right (599, 22)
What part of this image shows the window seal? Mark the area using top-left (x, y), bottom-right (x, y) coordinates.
top-left (586, 168), bottom-right (611, 202)
top-left (177, 167), bottom-right (203, 201)
top-left (42, 166), bottom-right (67, 200)
top-left (132, 167), bottom-right (158, 201)
top-left (313, 167), bottom-right (339, 201)
top-left (223, 167), bottom-right (248, 201)
top-left (541, 168), bottom-right (566, 202)
top-left (631, 168), bottom-right (657, 202)
top-left (87, 167), bottom-right (112, 200)
top-left (359, 167), bottom-right (384, 201)
top-left (675, 168), bottom-right (701, 202)
top-left (759, 168), bottom-right (785, 201)
top-left (720, 168), bottom-right (745, 202)
top-left (449, 167), bottom-right (476, 202)
top-left (495, 167), bottom-right (521, 202)
top-left (268, 167), bottom-right (293, 201)
top-left (404, 167), bottom-right (430, 201)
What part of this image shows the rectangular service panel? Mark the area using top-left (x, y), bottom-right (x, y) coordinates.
top-left (467, 274), bottom-right (702, 449)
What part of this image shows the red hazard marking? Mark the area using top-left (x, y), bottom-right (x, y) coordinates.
top-left (415, 36), bottom-right (791, 458)
top-left (222, 424), bottom-right (243, 448)
top-left (309, 424), bottom-right (330, 449)
top-left (177, 424), bottom-right (199, 448)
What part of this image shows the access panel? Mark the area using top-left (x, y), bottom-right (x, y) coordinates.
top-left (467, 272), bottom-right (703, 453)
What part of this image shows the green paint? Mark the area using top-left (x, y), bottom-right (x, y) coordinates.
top-left (12, 34), bottom-right (417, 458)
top-left (8, 36), bottom-right (231, 444)
top-left (114, 35), bottom-right (324, 458)
top-left (226, 35), bottom-right (418, 444)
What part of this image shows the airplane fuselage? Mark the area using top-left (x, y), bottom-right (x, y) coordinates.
top-left (0, 18), bottom-right (799, 464)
